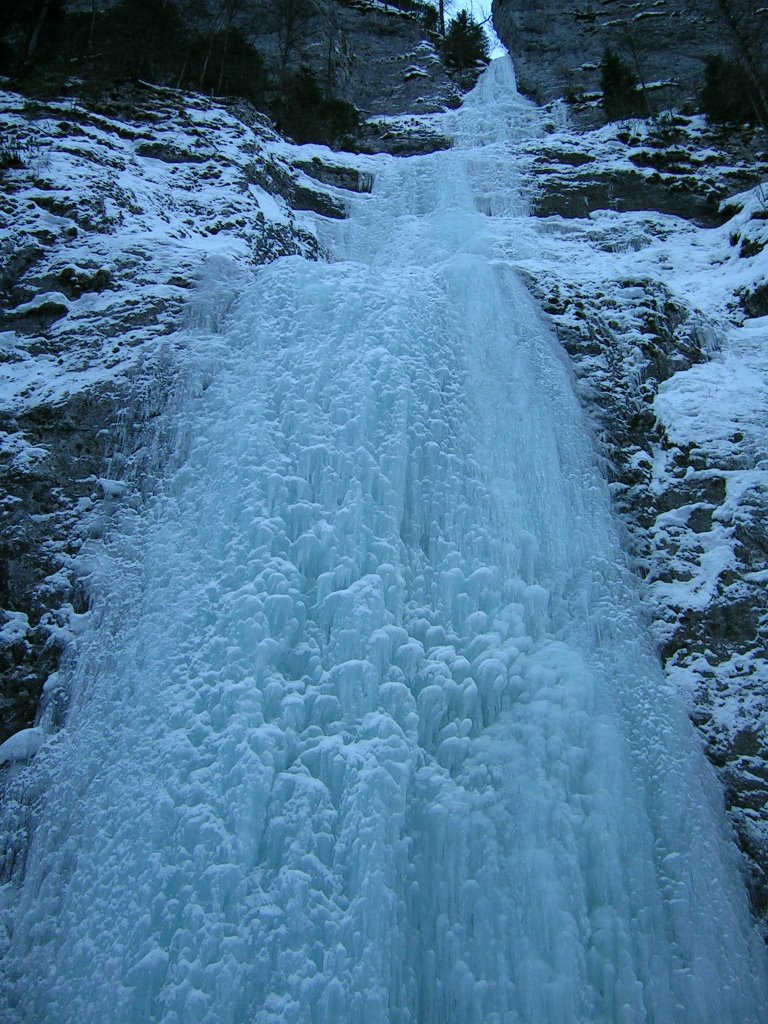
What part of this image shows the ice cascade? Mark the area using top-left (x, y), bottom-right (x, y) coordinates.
top-left (1, 58), bottom-right (766, 1024)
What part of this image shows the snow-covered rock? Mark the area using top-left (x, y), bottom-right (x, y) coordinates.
top-left (0, 726), bottom-right (42, 764)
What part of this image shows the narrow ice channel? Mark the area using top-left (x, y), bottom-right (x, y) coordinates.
top-left (1, 58), bottom-right (766, 1024)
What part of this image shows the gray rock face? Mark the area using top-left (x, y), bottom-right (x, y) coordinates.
top-left (1, 386), bottom-right (128, 740)
top-left (250, 0), bottom-right (462, 150)
top-left (492, 0), bottom-right (764, 115)
top-left (327, 1), bottom-right (457, 117)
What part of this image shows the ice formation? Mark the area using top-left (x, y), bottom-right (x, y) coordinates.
top-left (0, 59), bottom-right (766, 1023)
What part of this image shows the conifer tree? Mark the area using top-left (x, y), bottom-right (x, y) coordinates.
top-left (600, 47), bottom-right (639, 120)
top-left (442, 10), bottom-right (489, 71)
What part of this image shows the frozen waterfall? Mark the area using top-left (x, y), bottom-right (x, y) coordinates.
top-left (1, 58), bottom-right (766, 1024)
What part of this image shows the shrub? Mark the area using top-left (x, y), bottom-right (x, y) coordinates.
top-left (273, 65), bottom-right (359, 146)
top-left (8, 0), bottom-right (270, 107)
top-left (419, 6), bottom-right (439, 33)
top-left (442, 10), bottom-right (489, 72)
top-left (0, 147), bottom-right (25, 171)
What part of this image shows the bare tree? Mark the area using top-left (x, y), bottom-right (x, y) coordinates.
top-left (186, 0), bottom-right (246, 89)
top-left (265, 0), bottom-right (316, 73)
top-left (312, 0), bottom-right (345, 94)
top-left (621, 21), bottom-right (654, 119)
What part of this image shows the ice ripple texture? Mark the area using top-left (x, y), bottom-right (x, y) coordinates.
top-left (1, 58), bottom-right (766, 1024)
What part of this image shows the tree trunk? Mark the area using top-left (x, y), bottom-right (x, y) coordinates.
top-left (623, 27), bottom-right (654, 120)
top-left (88, 0), bottom-right (97, 52)
top-left (200, 40), bottom-right (214, 88)
top-left (26, 0), bottom-right (54, 62)
top-left (176, 49), bottom-right (190, 90)
top-left (217, 29), bottom-right (230, 93)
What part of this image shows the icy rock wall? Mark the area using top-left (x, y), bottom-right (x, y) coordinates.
top-left (530, 263), bottom-right (768, 926)
top-left (249, 0), bottom-right (461, 150)
top-left (1, 60), bottom-right (767, 1024)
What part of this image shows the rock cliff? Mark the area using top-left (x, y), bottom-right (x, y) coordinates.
top-left (492, 0), bottom-right (766, 117)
